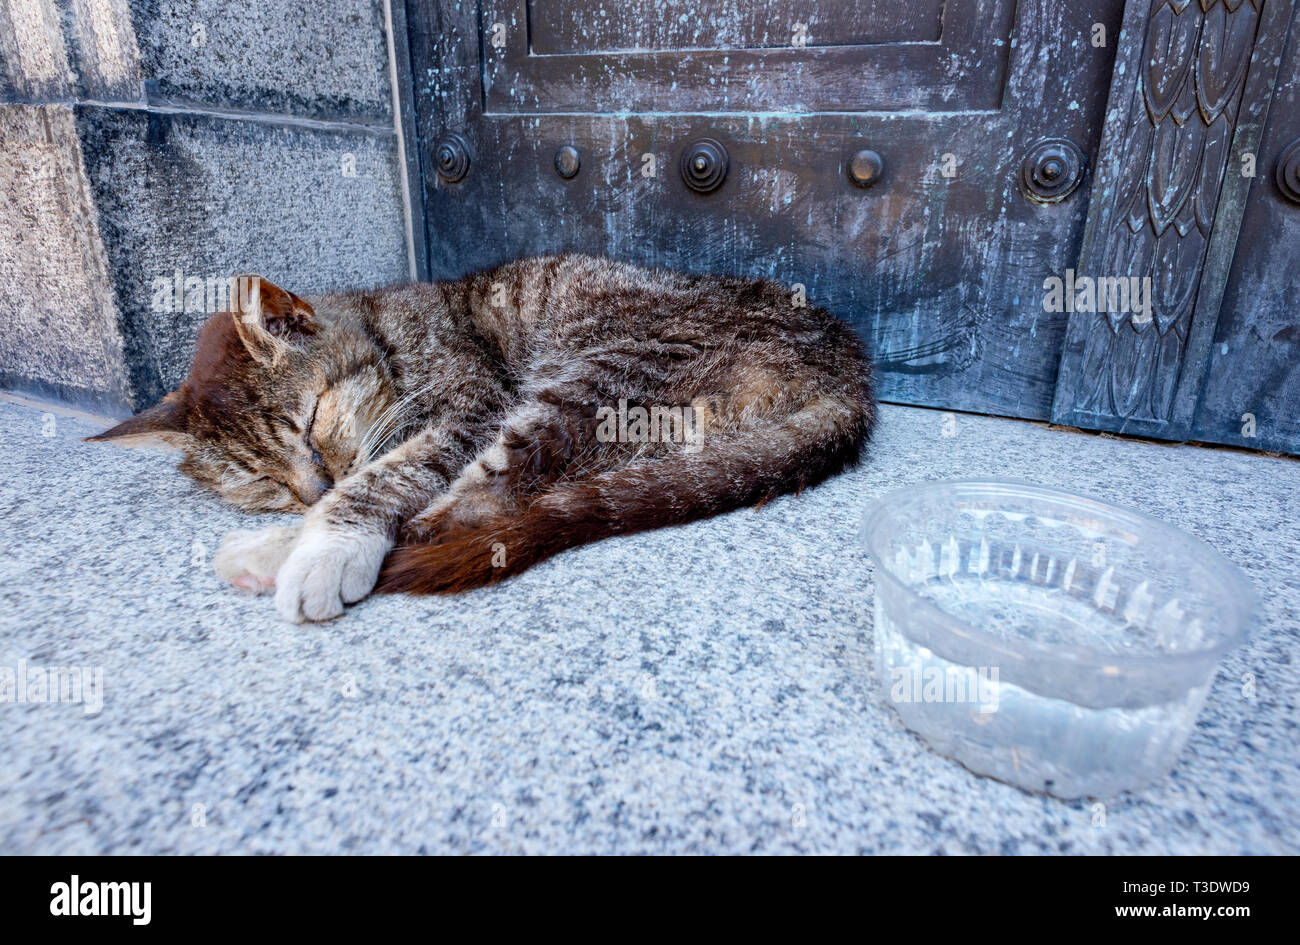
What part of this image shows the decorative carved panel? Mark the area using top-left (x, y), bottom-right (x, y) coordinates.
top-left (1053, 0), bottom-right (1291, 437)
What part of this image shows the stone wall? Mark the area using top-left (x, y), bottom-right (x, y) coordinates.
top-left (0, 0), bottom-right (416, 413)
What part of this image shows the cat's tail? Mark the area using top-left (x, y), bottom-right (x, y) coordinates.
top-left (375, 389), bottom-right (874, 595)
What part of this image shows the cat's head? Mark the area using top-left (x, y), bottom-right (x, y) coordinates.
top-left (89, 276), bottom-right (394, 512)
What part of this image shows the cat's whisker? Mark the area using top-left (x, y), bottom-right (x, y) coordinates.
top-left (362, 392), bottom-right (411, 448)
top-left (358, 390), bottom-right (417, 460)
top-left (369, 390), bottom-right (426, 452)
top-left (358, 383), bottom-right (435, 464)
top-left (375, 390), bottom-right (438, 453)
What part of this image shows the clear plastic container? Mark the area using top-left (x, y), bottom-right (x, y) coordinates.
top-left (861, 480), bottom-right (1255, 799)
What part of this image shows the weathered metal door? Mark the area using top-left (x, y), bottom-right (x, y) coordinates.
top-left (1053, 0), bottom-right (1299, 454)
top-left (403, 1), bottom-right (1300, 453)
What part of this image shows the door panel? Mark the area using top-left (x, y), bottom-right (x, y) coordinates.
top-left (1051, 0), bottom-right (1297, 450)
top-left (406, 0), bottom-right (1123, 420)
top-left (1191, 0), bottom-right (1300, 455)
top-left (1050, 0), bottom-right (1294, 457)
top-left (526, 1), bottom-right (944, 55)
top-left (484, 0), bottom-right (1014, 113)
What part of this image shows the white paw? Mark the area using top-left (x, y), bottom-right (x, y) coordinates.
top-left (273, 526), bottom-right (392, 623)
top-left (214, 525), bottom-right (302, 595)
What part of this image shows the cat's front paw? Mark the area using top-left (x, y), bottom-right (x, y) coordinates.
top-left (273, 525), bottom-right (392, 623)
top-left (214, 525), bottom-right (302, 595)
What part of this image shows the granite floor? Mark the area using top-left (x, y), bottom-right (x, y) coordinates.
top-left (0, 393), bottom-right (1296, 855)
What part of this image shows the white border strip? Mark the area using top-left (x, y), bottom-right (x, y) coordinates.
top-left (382, 0), bottom-right (418, 282)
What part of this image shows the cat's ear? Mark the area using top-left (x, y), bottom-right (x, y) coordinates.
top-left (85, 392), bottom-right (190, 448)
top-left (229, 275), bottom-right (316, 364)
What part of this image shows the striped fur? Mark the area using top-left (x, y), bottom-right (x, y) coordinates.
top-left (90, 255), bottom-right (875, 617)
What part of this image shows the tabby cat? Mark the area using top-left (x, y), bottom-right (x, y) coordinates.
top-left (91, 255), bottom-right (874, 622)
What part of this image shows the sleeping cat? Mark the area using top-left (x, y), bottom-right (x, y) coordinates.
top-left (91, 255), bottom-right (874, 622)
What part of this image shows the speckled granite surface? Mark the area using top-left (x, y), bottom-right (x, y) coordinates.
top-left (1, 395), bottom-right (1296, 854)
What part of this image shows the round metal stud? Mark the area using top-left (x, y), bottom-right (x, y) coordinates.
top-left (1020, 138), bottom-right (1085, 203)
top-left (1276, 138), bottom-right (1300, 204)
top-left (847, 149), bottom-right (884, 188)
top-left (679, 137), bottom-right (729, 193)
top-left (554, 145), bottom-right (581, 179)
top-left (434, 132), bottom-right (470, 184)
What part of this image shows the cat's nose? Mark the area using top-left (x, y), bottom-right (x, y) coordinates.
top-left (296, 470), bottom-right (334, 505)
top-left (301, 448), bottom-right (334, 502)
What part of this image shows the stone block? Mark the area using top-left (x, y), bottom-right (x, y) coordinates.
top-left (75, 104), bottom-right (410, 405)
top-left (131, 0), bottom-right (394, 123)
top-left (0, 104), bottom-right (131, 411)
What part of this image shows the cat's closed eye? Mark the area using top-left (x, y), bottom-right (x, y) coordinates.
top-left (217, 463), bottom-right (299, 511)
top-left (243, 475), bottom-right (295, 503)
